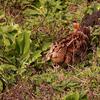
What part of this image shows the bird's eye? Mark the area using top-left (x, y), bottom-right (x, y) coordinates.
top-left (55, 45), bottom-right (57, 48)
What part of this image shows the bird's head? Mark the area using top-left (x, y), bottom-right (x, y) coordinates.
top-left (73, 21), bottom-right (80, 32)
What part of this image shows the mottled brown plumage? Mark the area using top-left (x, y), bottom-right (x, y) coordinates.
top-left (46, 25), bottom-right (90, 65)
top-left (46, 10), bottom-right (100, 65)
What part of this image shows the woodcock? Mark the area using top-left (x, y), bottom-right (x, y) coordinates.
top-left (46, 10), bottom-right (100, 65)
top-left (46, 23), bottom-right (90, 65)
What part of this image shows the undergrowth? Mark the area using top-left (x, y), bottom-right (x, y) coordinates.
top-left (0, 0), bottom-right (100, 100)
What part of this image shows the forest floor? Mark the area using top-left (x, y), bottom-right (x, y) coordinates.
top-left (0, 0), bottom-right (100, 100)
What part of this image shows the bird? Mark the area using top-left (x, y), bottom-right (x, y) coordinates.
top-left (46, 10), bottom-right (100, 66)
top-left (46, 22), bottom-right (90, 65)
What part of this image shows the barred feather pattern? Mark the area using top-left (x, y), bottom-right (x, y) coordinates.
top-left (46, 26), bottom-right (90, 65)
top-left (46, 10), bottom-right (100, 65)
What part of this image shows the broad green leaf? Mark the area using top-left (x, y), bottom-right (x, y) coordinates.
top-left (15, 30), bottom-right (30, 62)
top-left (22, 31), bottom-right (30, 56)
top-left (63, 91), bottom-right (79, 100)
top-left (15, 33), bottom-right (23, 54)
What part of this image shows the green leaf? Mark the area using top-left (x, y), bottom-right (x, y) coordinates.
top-left (22, 31), bottom-right (30, 56)
top-left (97, 47), bottom-right (100, 57)
top-left (15, 33), bottom-right (23, 54)
top-left (0, 64), bottom-right (17, 72)
top-left (79, 90), bottom-right (88, 100)
top-left (42, 42), bottom-right (51, 51)
top-left (97, 4), bottom-right (100, 10)
top-left (3, 36), bottom-right (10, 47)
top-left (63, 91), bottom-right (79, 100)
top-left (33, 50), bottom-right (42, 60)
top-left (24, 9), bottom-right (40, 16)
top-left (0, 80), bottom-right (3, 93)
